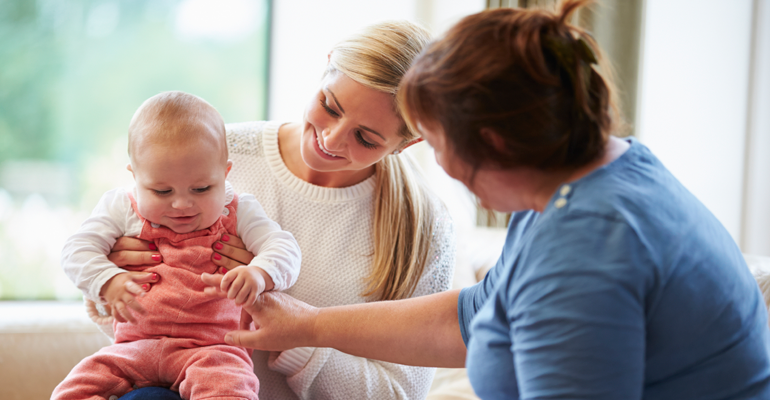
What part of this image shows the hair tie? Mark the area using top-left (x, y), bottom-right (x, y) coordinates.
top-left (542, 34), bottom-right (597, 91)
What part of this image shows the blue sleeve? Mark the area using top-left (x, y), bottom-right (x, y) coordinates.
top-left (457, 211), bottom-right (539, 345)
top-left (508, 213), bottom-right (651, 399)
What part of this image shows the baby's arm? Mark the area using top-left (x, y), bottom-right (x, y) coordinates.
top-left (62, 188), bottom-right (148, 321)
top-left (211, 193), bottom-right (301, 304)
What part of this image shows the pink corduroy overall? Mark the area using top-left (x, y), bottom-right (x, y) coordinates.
top-left (53, 193), bottom-right (259, 400)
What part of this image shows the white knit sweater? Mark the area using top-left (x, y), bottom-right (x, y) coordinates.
top-left (226, 121), bottom-right (456, 400)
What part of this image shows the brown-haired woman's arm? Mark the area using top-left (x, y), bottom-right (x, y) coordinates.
top-left (221, 289), bottom-right (467, 368)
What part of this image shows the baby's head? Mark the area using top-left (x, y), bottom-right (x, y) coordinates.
top-left (127, 91), bottom-right (231, 234)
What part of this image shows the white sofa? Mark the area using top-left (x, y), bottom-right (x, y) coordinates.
top-left (2, 227), bottom-right (769, 400)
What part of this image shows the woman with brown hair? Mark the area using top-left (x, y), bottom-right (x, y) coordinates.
top-left (224, 1), bottom-right (770, 399)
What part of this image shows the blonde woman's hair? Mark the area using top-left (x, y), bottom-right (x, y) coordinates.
top-left (327, 21), bottom-right (436, 301)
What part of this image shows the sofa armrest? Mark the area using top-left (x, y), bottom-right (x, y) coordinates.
top-left (0, 301), bottom-right (111, 400)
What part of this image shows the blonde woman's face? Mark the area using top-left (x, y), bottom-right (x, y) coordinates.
top-left (300, 72), bottom-right (403, 175)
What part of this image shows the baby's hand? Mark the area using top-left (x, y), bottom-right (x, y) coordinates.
top-left (203, 266), bottom-right (272, 306)
top-left (100, 273), bottom-right (149, 323)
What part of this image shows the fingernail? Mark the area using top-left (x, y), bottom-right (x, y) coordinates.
top-left (224, 334), bottom-right (233, 344)
top-left (214, 253), bottom-right (222, 260)
top-left (152, 254), bottom-right (161, 261)
top-left (214, 243), bottom-right (223, 250)
top-left (141, 284), bottom-right (149, 290)
top-left (152, 273), bottom-right (158, 280)
top-left (221, 234), bottom-right (230, 242)
top-left (148, 243), bottom-right (157, 250)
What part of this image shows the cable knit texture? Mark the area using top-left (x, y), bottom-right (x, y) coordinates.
top-left (226, 121), bottom-right (457, 400)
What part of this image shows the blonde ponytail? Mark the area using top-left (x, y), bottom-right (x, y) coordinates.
top-left (365, 153), bottom-right (436, 301)
top-left (329, 21), bottom-right (437, 301)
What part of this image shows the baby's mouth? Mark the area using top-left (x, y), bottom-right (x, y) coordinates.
top-left (169, 215), bottom-right (197, 222)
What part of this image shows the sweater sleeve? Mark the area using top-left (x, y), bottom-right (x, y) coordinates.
top-left (236, 193), bottom-right (302, 291)
top-left (267, 207), bottom-right (457, 400)
top-left (61, 188), bottom-right (133, 302)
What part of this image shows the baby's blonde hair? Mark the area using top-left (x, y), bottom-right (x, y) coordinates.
top-left (328, 21), bottom-right (437, 301)
top-left (128, 91), bottom-right (227, 164)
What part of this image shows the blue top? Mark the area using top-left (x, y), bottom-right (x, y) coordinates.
top-left (460, 139), bottom-right (770, 400)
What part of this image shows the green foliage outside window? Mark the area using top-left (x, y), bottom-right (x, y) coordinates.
top-left (0, 0), bottom-right (271, 299)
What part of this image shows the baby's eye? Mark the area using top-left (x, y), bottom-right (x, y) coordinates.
top-left (193, 186), bottom-right (211, 193)
top-left (153, 189), bottom-right (171, 196)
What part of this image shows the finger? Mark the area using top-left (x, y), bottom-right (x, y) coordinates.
top-left (213, 241), bottom-right (254, 267)
top-left (128, 271), bottom-right (160, 285)
top-left (220, 270), bottom-right (236, 292)
top-left (234, 285), bottom-right (251, 306)
top-left (239, 308), bottom-right (254, 331)
top-left (225, 330), bottom-right (259, 348)
top-left (220, 233), bottom-right (246, 249)
top-left (212, 252), bottom-right (247, 272)
top-left (122, 293), bottom-right (146, 316)
top-left (108, 250), bottom-right (162, 267)
top-left (203, 286), bottom-right (228, 298)
top-left (113, 302), bottom-right (136, 324)
top-left (247, 290), bottom-right (257, 307)
top-left (227, 276), bottom-right (245, 300)
top-left (113, 237), bottom-right (156, 252)
top-left (124, 280), bottom-right (146, 298)
top-left (113, 310), bottom-right (126, 323)
top-left (201, 272), bottom-right (224, 288)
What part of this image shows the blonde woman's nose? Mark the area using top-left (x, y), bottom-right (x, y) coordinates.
top-left (322, 126), bottom-right (344, 151)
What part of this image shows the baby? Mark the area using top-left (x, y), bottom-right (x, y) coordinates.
top-left (54, 91), bottom-right (301, 400)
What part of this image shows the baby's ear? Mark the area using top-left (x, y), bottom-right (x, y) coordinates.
top-left (225, 160), bottom-right (233, 177)
top-left (126, 163), bottom-right (134, 173)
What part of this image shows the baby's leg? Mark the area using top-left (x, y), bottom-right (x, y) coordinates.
top-left (52, 340), bottom-right (163, 400)
top-left (168, 345), bottom-right (259, 400)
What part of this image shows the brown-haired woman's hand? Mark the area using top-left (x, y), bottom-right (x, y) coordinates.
top-left (211, 234), bottom-right (256, 271)
top-left (224, 291), bottom-right (320, 351)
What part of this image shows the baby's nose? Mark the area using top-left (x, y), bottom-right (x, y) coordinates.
top-left (171, 196), bottom-right (193, 209)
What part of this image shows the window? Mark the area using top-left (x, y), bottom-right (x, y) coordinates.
top-left (0, 0), bottom-right (271, 299)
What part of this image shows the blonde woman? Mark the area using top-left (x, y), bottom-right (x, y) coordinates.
top-left (98, 21), bottom-right (455, 400)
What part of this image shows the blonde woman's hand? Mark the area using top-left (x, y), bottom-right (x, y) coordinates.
top-left (108, 237), bottom-right (163, 267)
top-left (211, 234), bottom-right (256, 271)
top-left (85, 237), bottom-right (162, 321)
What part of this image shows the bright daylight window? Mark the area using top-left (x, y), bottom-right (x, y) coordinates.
top-left (0, 0), bottom-right (271, 299)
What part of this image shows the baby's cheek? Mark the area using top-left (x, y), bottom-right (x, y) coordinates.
top-left (136, 197), bottom-right (163, 224)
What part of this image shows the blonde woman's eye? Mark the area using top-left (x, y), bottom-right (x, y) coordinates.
top-left (320, 100), bottom-right (340, 118)
top-left (355, 131), bottom-right (378, 150)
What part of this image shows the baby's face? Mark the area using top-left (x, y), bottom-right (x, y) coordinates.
top-left (130, 135), bottom-right (230, 234)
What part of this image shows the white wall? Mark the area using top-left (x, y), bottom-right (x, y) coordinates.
top-left (268, 0), bottom-right (485, 122)
top-left (636, 0), bottom-right (755, 243)
top-left (742, 0), bottom-right (770, 256)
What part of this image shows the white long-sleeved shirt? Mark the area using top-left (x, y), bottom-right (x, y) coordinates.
top-left (226, 121), bottom-right (456, 400)
top-left (62, 181), bottom-right (301, 302)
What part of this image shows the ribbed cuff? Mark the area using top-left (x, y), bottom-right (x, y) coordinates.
top-left (268, 347), bottom-right (315, 376)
